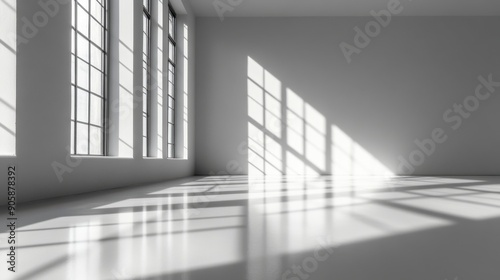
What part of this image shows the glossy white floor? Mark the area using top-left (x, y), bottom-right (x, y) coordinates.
top-left (2, 176), bottom-right (500, 280)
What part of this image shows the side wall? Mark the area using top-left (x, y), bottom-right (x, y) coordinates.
top-left (0, 0), bottom-right (196, 204)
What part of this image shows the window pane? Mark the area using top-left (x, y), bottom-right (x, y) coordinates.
top-left (90, 18), bottom-right (102, 48)
top-left (143, 66), bottom-right (148, 85)
top-left (78, 0), bottom-right (89, 11)
top-left (168, 96), bottom-right (174, 109)
top-left (71, 29), bottom-right (75, 54)
top-left (72, 1), bottom-right (76, 27)
top-left (168, 81), bottom-right (173, 96)
top-left (143, 114), bottom-right (148, 136)
top-left (71, 121), bottom-right (75, 154)
top-left (77, 5), bottom-right (89, 37)
top-left (168, 123), bottom-right (174, 143)
top-left (90, 0), bottom-right (102, 22)
top-left (77, 59), bottom-right (89, 90)
top-left (168, 108), bottom-right (174, 123)
top-left (89, 126), bottom-right (102, 155)
top-left (143, 14), bottom-right (148, 33)
top-left (71, 54), bottom-right (76, 84)
top-left (168, 70), bottom-right (174, 83)
top-left (90, 67), bottom-right (102, 95)
top-left (168, 13), bottom-right (174, 37)
top-left (76, 89), bottom-right (89, 122)
top-left (76, 123), bottom-right (89, 154)
top-left (77, 33), bottom-right (89, 62)
top-left (168, 41), bottom-right (174, 61)
top-left (168, 62), bottom-right (174, 73)
top-left (71, 86), bottom-right (75, 120)
top-left (90, 44), bottom-right (102, 69)
top-left (90, 94), bottom-right (102, 126)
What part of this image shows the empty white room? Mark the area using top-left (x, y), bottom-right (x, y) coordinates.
top-left (1, 0), bottom-right (500, 279)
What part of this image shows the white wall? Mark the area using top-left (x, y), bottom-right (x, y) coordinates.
top-left (195, 17), bottom-right (500, 176)
top-left (0, 0), bottom-right (16, 156)
top-left (0, 0), bottom-right (196, 204)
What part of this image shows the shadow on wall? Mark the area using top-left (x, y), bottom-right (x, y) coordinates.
top-left (246, 56), bottom-right (393, 177)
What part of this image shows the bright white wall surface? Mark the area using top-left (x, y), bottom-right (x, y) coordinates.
top-left (195, 17), bottom-right (500, 176)
top-left (0, 0), bottom-right (195, 204)
top-left (0, 0), bottom-right (16, 156)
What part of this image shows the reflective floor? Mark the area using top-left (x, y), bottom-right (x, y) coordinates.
top-left (2, 176), bottom-right (500, 280)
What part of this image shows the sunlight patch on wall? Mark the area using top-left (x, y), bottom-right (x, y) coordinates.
top-left (117, 0), bottom-right (135, 157)
top-left (247, 56), bottom-right (392, 177)
top-left (332, 125), bottom-right (392, 176)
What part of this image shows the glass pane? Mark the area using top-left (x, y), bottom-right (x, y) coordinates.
top-left (76, 89), bottom-right (89, 122)
top-left (90, 45), bottom-right (102, 69)
top-left (168, 62), bottom-right (174, 73)
top-left (168, 123), bottom-right (174, 143)
top-left (90, 67), bottom-right (102, 95)
top-left (89, 126), bottom-right (102, 155)
top-left (143, 92), bottom-right (148, 112)
top-left (90, 18), bottom-right (102, 48)
top-left (71, 29), bottom-right (75, 54)
top-left (77, 5), bottom-right (89, 37)
top-left (71, 86), bottom-right (75, 120)
top-left (168, 108), bottom-right (174, 123)
top-left (77, 59), bottom-right (89, 90)
top-left (77, 33), bottom-right (89, 62)
top-left (143, 114), bottom-right (148, 136)
top-left (168, 13), bottom-right (174, 37)
top-left (168, 96), bottom-right (174, 109)
top-left (72, 0), bottom-right (76, 27)
top-left (76, 123), bottom-right (89, 154)
top-left (143, 138), bottom-right (147, 157)
top-left (143, 66), bottom-right (148, 85)
top-left (168, 70), bottom-right (173, 84)
top-left (78, 0), bottom-right (89, 11)
top-left (71, 121), bottom-right (75, 154)
top-left (90, 95), bottom-right (102, 126)
top-left (168, 81), bottom-right (173, 97)
top-left (71, 54), bottom-right (76, 84)
top-left (90, 0), bottom-right (102, 22)
top-left (158, 2), bottom-right (163, 25)
top-left (168, 41), bottom-right (174, 61)
top-left (157, 46), bottom-right (163, 68)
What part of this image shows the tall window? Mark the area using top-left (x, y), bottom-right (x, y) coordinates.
top-left (143, 0), bottom-right (151, 157)
top-left (71, 0), bottom-right (108, 155)
top-left (167, 4), bottom-right (176, 158)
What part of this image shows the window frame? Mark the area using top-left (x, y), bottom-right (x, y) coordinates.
top-left (71, 0), bottom-right (109, 156)
top-left (167, 3), bottom-right (176, 158)
top-left (143, 0), bottom-right (152, 157)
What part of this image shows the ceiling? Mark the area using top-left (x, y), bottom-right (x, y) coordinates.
top-left (188, 0), bottom-right (500, 17)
